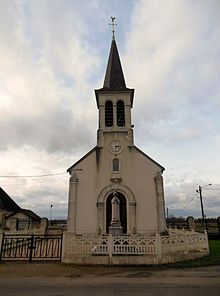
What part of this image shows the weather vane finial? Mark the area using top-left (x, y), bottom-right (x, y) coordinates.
top-left (109, 16), bottom-right (117, 39)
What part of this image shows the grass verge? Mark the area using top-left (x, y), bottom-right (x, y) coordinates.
top-left (167, 240), bottom-right (220, 268)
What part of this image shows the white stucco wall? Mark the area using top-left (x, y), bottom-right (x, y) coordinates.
top-left (68, 143), bottom-right (166, 234)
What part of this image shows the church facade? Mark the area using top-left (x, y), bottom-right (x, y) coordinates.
top-left (63, 34), bottom-right (209, 265)
top-left (66, 36), bottom-right (166, 236)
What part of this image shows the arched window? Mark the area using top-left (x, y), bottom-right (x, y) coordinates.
top-left (117, 100), bottom-right (125, 126)
top-left (105, 100), bottom-right (113, 127)
top-left (112, 158), bottom-right (119, 171)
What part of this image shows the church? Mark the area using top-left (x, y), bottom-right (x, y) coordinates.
top-left (66, 34), bottom-right (166, 236)
top-left (63, 30), bottom-right (209, 265)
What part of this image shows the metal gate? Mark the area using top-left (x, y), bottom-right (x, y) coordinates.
top-left (0, 233), bottom-right (63, 262)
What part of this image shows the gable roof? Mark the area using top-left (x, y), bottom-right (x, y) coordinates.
top-left (67, 146), bottom-right (165, 174)
top-left (67, 146), bottom-right (97, 173)
top-left (0, 187), bottom-right (21, 211)
top-left (134, 146), bottom-right (165, 171)
top-left (6, 209), bottom-right (41, 221)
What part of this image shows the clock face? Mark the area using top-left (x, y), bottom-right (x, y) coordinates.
top-left (109, 140), bottom-right (123, 154)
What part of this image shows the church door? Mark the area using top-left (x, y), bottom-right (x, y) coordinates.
top-left (106, 192), bottom-right (127, 234)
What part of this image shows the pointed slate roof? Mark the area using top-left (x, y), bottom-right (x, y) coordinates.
top-left (95, 36), bottom-right (134, 108)
top-left (0, 187), bottom-right (21, 211)
top-left (103, 37), bottom-right (127, 90)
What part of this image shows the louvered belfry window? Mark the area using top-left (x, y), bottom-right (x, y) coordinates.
top-left (105, 100), bottom-right (113, 127)
top-left (117, 100), bottom-right (125, 126)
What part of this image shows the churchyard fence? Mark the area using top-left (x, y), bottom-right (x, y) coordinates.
top-left (167, 216), bottom-right (220, 238)
top-left (62, 230), bottom-right (209, 264)
top-left (0, 233), bottom-right (63, 262)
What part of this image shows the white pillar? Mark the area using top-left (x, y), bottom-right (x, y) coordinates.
top-left (129, 201), bottom-right (136, 234)
top-left (97, 202), bottom-right (104, 234)
top-left (67, 172), bottom-right (78, 233)
top-left (154, 172), bottom-right (166, 233)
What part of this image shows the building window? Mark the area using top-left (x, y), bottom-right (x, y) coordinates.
top-left (117, 100), bottom-right (125, 126)
top-left (105, 100), bottom-right (113, 127)
top-left (113, 158), bottom-right (119, 171)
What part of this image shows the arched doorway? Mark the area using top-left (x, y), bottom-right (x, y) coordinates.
top-left (97, 184), bottom-right (136, 234)
top-left (106, 192), bottom-right (127, 234)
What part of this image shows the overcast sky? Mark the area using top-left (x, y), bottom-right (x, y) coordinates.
top-left (0, 0), bottom-right (220, 219)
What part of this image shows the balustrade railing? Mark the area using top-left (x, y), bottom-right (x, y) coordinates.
top-left (64, 231), bottom-right (208, 258)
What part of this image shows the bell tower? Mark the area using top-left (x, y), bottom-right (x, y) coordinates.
top-left (95, 36), bottom-right (135, 150)
top-left (65, 19), bottom-right (167, 252)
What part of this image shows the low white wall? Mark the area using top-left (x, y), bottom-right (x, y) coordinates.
top-left (62, 230), bottom-right (209, 265)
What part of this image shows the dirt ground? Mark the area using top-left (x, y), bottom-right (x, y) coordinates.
top-left (0, 262), bottom-right (220, 278)
top-left (0, 262), bottom-right (122, 278)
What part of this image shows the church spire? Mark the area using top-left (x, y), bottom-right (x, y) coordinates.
top-left (95, 19), bottom-right (134, 109)
top-left (103, 34), bottom-right (127, 90)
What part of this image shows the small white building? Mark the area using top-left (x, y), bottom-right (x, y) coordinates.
top-left (63, 35), bottom-right (209, 265)
top-left (66, 36), bottom-right (166, 236)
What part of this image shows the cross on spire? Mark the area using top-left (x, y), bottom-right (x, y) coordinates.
top-left (109, 16), bottom-right (117, 39)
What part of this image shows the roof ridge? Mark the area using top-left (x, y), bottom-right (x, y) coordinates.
top-left (0, 187), bottom-right (21, 211)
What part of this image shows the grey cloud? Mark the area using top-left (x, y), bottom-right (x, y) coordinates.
top-left (1, 0), bottom-right (220, 220)
top-left (165, 180), bottom-right (220, 218)
top-left (13, 183), bottom-right (68, 219)
top-left (0, 101), bottom-right (96, 154)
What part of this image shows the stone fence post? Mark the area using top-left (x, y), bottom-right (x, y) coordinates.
top-left (183, 229), bottom-right (188, 256)
top-left (156, 233), bottom-right (162, 263)
top-left (187, 216), bottom-right (195, 230)
top-left (108, 234), bottom-right (113, 264)
top-left (40, 218), bottom-right (48, 234)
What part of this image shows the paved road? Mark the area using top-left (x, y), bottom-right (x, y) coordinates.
top-left (1, 276), bottom-right (220, 296)
top-left (0, 265), bottom-right (220, 296)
